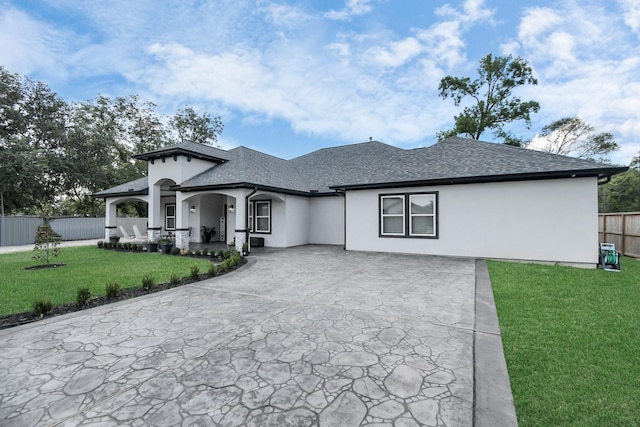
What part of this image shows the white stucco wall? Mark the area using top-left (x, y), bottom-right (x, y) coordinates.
top-left (148, 157), bottom-right (213, 187)
top-left (345, 177), bottom-right (599, 264)
top-left (309, 196), bottom-right (345, 245)
top-left (284, 195), bottom-right (310, 247)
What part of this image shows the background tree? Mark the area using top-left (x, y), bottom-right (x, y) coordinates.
top-left (599, 155), bottom-right (639, 212)
top-left (0, 67), bottom-right (69, 213)
top-left (437, 53), bottom-right (540, 143)
top-left (532, 116), bottom-right (619, 163)
top-left (0, 66), bottom-right (224, 216)
top-left (168, 107), bottom-right (224, 146)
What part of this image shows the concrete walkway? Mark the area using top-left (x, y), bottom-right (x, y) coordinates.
top-left (0, 239), bottom-right (102, 254)
top-left (0, 245), bottom-right (516, 426)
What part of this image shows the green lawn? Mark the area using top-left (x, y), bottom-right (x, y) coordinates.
top-left (488, 257), bottom-right (640, 427)
top-left (0, 246), bottom-right (214, 316)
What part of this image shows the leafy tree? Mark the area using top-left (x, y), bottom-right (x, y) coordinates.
top-left (0, 67), bottom-right (69, 213)
top-left (0, 66), bottom-right (224, 216)
top-left (169, 107), bottom-right (223, 146)
top-left (532, 117), bottom-right (619, 163)
top-left (438, 54), bottom-right (540, 143)
top-left (599, 155), bottom-right (639, 212)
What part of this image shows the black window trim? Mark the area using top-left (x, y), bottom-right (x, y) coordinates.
top-left (378, 191), bottom-right (439, 239)
top-left (249, 199), bottom-right (272, 235)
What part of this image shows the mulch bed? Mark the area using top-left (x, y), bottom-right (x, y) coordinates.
top-left (0, 258), bottom-right (247, 330)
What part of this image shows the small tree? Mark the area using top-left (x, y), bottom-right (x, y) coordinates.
top-left (32, 216), bottom-right (61, 264)
top-left (532, 117), bottom-right (619, 163)
top-left (437, 53), bottom-right (540, 143)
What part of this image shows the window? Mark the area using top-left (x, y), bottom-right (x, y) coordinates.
top-left (247, 200), bottom-right (271, 234)
top-left (165, 204), bottom-right (176, 230)
top-left (409, 194), bottom-right (436, 236)
top-left (381, 195), bottom-right (405, 236)
top-left (379, 192), bottom-right (438, 238)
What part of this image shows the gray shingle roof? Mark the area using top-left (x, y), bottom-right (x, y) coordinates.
top-left (329, 137), bottom-right (627, 189)
top-left (94, 137), bottom-right (627, 197)
top-left (132, 140), bottom-right (231, 162)
top-left (93, 177), bottom-right (148, 197)
top-left (179, 146), bottom-right (311, 193)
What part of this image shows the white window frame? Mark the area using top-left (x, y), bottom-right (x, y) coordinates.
top-left (380, 195), bottom-right (405, 236)
top-left (409, 194), bottom-right (436, 237)
top-left (165, 204), bottom-right (176, 231)
top-left (248, 202), bottom-right (254, 232)
top-left (253, 200), bottom-right (271, 234)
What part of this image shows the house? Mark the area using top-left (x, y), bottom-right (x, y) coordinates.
top-left (94, 137), bottom-right (627, 266)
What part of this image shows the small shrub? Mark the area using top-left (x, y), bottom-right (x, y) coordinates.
top-left (211, 250), bottom-right (218, 259)
top-left (192, 249), bottom-right (200, 257)
top-left (202, 248), bottom-right (209, 256)
top-left (76, 287), bottom-right (91, 306)
top-left (218, 260), bottom-right (229, 273)
top-left (136, 244), bottom-right (144, 252)
top-left (125, 242), bottom-right (133, 250)
top-left (97, 240), bottom-right (104, 248)
top-left (169, 273), bottom-right (180, 284)
top-left (208, 263), bottom-right (218, 276)
top-left (105, 282), bottom-right (121, 298)
top-left (32, 299), bottom-right (53, 318)
top-left (141, 274), bottom-right (154, 291)
top-left (190, 266), bottom-right (200, 280)
top-left (222, 250), bottom-right (231, 259)
top-left (170, 246), bottom-right (179, 255)
top-left (116, 242), bottom-right (123, 250)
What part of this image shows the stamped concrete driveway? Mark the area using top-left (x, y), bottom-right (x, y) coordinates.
top-left (0, 245), bottom-right (516, 426)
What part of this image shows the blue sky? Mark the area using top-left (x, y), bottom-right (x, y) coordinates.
top-left (1, 0), bottom-right (639, 165)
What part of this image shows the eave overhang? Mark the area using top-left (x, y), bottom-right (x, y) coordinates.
top-left (330, 167), bottom-right (629, 191)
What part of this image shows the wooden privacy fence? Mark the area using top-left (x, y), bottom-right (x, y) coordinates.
top-left (599, 212), bottom-right (640, 258)
top-left (0, 216), bottom-right (148, 247)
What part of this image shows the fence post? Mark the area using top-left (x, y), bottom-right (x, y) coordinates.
top-left (621, 213), bottom-right (626, 255)
top-left (0, 190), bottom-right (4, 247)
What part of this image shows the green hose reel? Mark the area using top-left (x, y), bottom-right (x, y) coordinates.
top-left (599, 243), bottom-right (621, 272)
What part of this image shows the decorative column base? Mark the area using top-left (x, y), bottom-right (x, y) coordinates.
top-left (234, 230), bottom-right (246, 253)
top-left (105, 226), bottom-right (118, 241)
top-left (148, 228), bottom-right (161, 243)
top-left (175, 229), bottom-right (190, 251)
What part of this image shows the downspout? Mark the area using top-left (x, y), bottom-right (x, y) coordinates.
top-left (245, 187), bottom-right (258, 252)
top-left (335, 189), bottom-right (346, 250)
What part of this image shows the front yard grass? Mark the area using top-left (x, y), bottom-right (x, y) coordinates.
top-left (488, 256), bottom-right (640, 427)
top-left (0, 246), bottom-right (214, 316)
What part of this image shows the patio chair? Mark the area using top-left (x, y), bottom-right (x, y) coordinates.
top-left (118, 225), bottom-right (135, 241)
top-left (132, 225), bottom-right (147, 241)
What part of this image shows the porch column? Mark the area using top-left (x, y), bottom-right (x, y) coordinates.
top-left (233, 190), bottom-right (248, 252)
top-left (105, 199), bottom-right (118, 240)
top-left (147, 182), bottom-right (162, 242)
top-left (174, 192), bottom-right (190, 251)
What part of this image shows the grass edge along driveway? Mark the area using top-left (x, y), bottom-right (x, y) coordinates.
top-left (488, 257), bottom-right (640, 427)
top-left (0, 246), bottom-right (214, 316)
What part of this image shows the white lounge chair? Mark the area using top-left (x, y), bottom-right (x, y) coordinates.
top-left (132, 225), bottom-right (147, 241)
top-left (118, 225), bottom-right (135, 241)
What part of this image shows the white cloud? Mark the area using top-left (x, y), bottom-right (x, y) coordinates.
top-left (368, 37), bottom-right (422, 68)
top-left (620, 0), bottom-right (640, 33)
top-left (0, 7), bottom-right (68, 78)
top-left (504, 2), bottom-right (640, 165)
top-left (324, 0), bottom-right (375, 21)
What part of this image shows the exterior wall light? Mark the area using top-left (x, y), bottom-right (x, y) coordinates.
top-left (190, 206), bottom-right (196, 213)
top-left (228, 204), bottom-right (235, 213)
